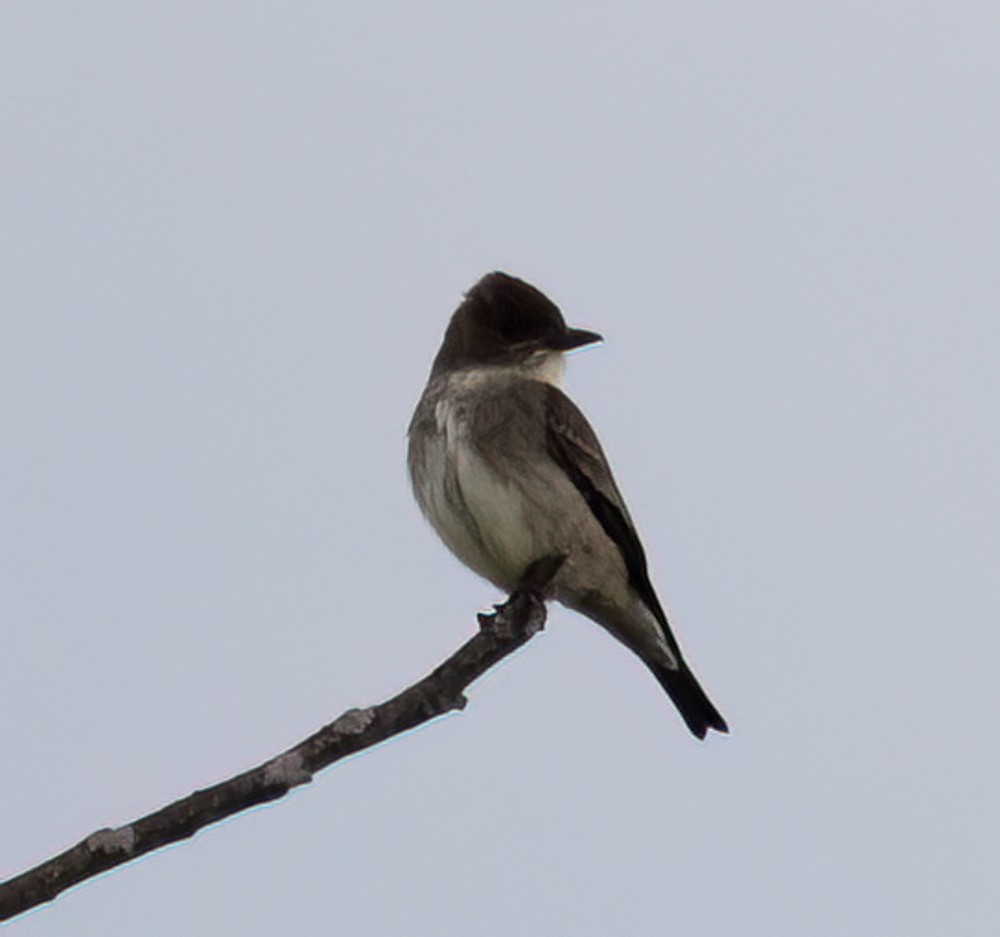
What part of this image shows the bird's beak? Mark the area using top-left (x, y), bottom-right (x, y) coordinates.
top-left (551, 328), bottom-right (603, 351)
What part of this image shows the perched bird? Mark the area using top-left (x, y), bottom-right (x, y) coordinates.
top-left (407, 272), bottom-right (727, 738)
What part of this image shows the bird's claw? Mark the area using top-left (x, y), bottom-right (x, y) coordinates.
top-left (478, 590), bottom-right (547, 639)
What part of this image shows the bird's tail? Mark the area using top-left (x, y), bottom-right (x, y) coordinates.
top-left (647, 659), bottom-right (728, 739)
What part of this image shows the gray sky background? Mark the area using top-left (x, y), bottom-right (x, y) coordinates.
top-left (3, 4), bottom-right (998, 935)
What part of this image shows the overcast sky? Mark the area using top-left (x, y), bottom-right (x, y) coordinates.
top-left (3, 4), bottom-right (998, 935)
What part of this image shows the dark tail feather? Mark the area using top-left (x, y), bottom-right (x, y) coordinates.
top-left (648, 660), bottom-right (728, 739)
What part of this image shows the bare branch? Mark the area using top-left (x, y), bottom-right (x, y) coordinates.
top-left (0, 570), bottom-right (559, 922)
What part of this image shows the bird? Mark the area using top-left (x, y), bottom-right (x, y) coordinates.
top-left (407, 271), bottom-right (727, 738)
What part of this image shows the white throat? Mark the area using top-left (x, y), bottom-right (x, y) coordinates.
top-left (524, 350), bottom-right (565, 387)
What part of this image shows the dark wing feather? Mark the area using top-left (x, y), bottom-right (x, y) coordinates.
top-left (541, 384), bottom-right (728, 738)
top-left (542, 384), bottom-right (672, 637)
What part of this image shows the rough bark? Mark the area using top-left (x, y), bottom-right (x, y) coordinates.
top-left (0, 576), bottom-right (557, 922)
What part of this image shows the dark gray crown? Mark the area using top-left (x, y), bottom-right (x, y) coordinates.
top-left (431, 271), bottom-right (601, 376)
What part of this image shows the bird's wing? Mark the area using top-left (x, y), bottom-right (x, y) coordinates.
top-left (540, 383), bottom-right (676, 641)
top-left (479, 380), bottom-right (728, 738)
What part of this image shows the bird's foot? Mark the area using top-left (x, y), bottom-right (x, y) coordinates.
top-left (478, 590), bottom-right (547, 640)
top-left (477, 553), bottom-right (567, 640)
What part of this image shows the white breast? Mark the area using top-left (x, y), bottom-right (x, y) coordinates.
top-left (411, 360), bottom-right (575, 590)
top-left (430, 387), bottom-right (537, 587)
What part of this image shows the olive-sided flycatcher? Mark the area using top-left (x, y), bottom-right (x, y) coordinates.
top-left (408, 271), bottom-right (727, 738)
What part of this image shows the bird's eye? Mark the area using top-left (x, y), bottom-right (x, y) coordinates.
top-left (496, 310), bottom-right (549, 345)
